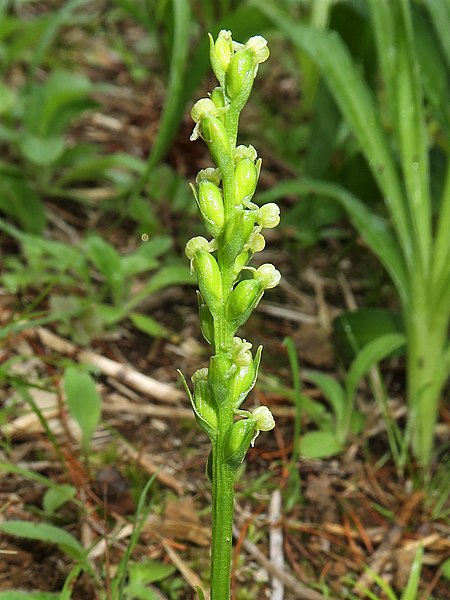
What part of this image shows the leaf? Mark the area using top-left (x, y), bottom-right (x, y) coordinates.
top-left (261, 177), bottom-right (410, 308)
top-left (127, 560), bottom-right (176, 585)
top-left (0, 176), bottom-right (46, 234)
top-left (129, 312), bottom-right (170, 338)
top-left (85, 235), bottom-right (124, 304)
top-left (145, 0), bottom-right (191, 170)
top-left (303, 371), bottom-right (346, 431)
top-left (63, 367), bottom-right (101, 452)
top-left (299, 431), bottom-right (343, 459)
top-left (125, 263), bottom-right (192, 312)
top-left (333, 308), bottom-right (405, 364)
top-left (0, 521), bottom-right (85, 560)
top-left (43, 484), bottom-right (76, 515)
top-left (401, 545), bottom-right (423, 600)
top-left (345, 333), bottom-right (407, 404)
top-left (19, 134), bottom-right (65, 166)
top-left (254, 1), bottom-right (412, 263)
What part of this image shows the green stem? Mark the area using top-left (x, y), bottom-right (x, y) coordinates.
top-left (210, 429), bottom-right (235, 599)
top-left (406, 282), bottom-right (450, 467)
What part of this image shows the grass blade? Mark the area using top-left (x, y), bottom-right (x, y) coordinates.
top-left (254, 1), bottom-right (412, 264)
top-left (260, 178), bottom-right (410, 308)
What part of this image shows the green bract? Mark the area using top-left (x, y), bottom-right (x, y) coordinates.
top-left (181, 31), bottom-right (279, 600)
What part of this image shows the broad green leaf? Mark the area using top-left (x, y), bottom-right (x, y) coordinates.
top-left (0, 521), bottom-right (85, 560)
top-left (63, 367), bottom-right (101, 452)
top-left (86, 235), bottom-right (124, 304)
top-left (43, 484), bottom-right (76, 515)
top-left (0, 176), bottom-right (46, 234)
top-left (125, 263), bottom-right (192, 312)
top-left (346, 333), bottom-right (407, 404)
top-left (19, 134), bottom-right (65, 166)
top-left (333, 308), bottom-right (405, 364)
top-left (129, 312), bottom-right (170, 339)
top-left (254, 1), bottom-right (412, 265)
top-left (299, 431), bottom-right (343, 459)
top-left (57, 153), bottom-right (145, 185)
top-left (303, 371), bottom-right (346, 430)
top-left (127, 560), bottom-right (176, 585)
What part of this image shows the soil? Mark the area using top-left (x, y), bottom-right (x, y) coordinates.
top-left (0, 3), bottom-right (449, 599)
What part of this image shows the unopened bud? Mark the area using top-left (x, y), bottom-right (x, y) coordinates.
top-left (226, 48), bottom-right (255, 101)
top-left (225, 278), bottom-right (264, 330)
top-left (196, 167), bottom-right (221, 186)
top-left (198, 180), bottom-right (225, 235)
top-left (209, 31), bottom-right (233, 84)
top-left (235, 158), bottom-right (258, 205)
top-left (223, 418), bottom-right (257, 468)
top-left (193, 250), bottom-right (222, 312)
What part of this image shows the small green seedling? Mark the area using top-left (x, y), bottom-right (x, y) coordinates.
top-left (179, 30), bottom-right (279, 599)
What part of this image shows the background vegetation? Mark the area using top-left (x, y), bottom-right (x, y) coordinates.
top-left (0, 0), bottom-right (449, 599)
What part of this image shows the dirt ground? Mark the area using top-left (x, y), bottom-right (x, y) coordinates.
top-left (1, 4), bottom-right (449, 599)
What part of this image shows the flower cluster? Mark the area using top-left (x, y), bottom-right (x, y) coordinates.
top-left (181, 31), bottom-right (278, 469)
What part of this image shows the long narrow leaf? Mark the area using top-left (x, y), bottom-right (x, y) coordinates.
top-left (401, 545), bottom-right (423, 600)
top-left (260, 178), bottom-right (410, 308)
top-left (394, 0), bottom-right (431, 273)
top-left (0, 521), bottom-right (85, 560)
top-left (254, 2), bottom-right (413, 265)
top-left (424, 0), bottom-right (450, 70)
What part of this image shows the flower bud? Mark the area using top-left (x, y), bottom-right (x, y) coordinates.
top-left (252, 406), bottom-right (275, 432)
top-left (235, 158), bottom-right (258, 205)
top-left (196, 167), bottom-right (221, 186)
top-left (244, 231), bottom-right (265, 253)
top-left (258, 203), bottom-right (280, 228)
top-left (185, 236), bottom-right (211, 260)
top-left (226, 48), bottom-right (255, 102)
top-left (197, 180), bottom-right (225, 236)
top-left (209, 31), bottom-right (233, 85)
top-left (193, 250), bottom-right (222, 313)
top-left (209, 353), bottom-right (235, 405)
top-left (254, 264), bottom-right (281, 289)
top-left (225, 278), bottom-right (264, 330)
top-left (210, 86), bottom-right (226, 112)
top-left (223, 418), bottom-right (257, 469)
top-left (232, 344), bottom-right (262, 409)
top-left (245, 36), bottom-right (270, 75)
top-left (200, 116), bottom-right (233, 175)
top-left (234, 144), bottom-right (258, 164)
top-left (190, 98), bottom-right (227, 141)
top-left (231, 337), bottom-right (253, 367)
top-left (197, 291), bottom-right (214, 345)
top-left (192, 368), bottom-right (218, 435)
top-left (223, 210), bottom-right (257, 262)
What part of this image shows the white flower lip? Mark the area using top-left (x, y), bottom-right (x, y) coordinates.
top-left (232, 337), bottom-right (253, 366)
top-left (255, 264), bottom-right (281, 289)
top-left (252, 406), bottom-right (275, 431)
top-left (259, 203), bottom-right (280, 229)
top-left (185, 236), bottom-right (216, 260)
top-left (245, 36), bottom-right (270, 64)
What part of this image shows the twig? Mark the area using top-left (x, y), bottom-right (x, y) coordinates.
top-left (232, 525), bottom-right (334, 600)
top-left (36, 327), bottom-right (184, 403)
top-left (162, 540), bottom-right (210, 600)
top-left (269, 489), bottom-right (285, 600)
top-left (354, 491), bottom-right (423, 591)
